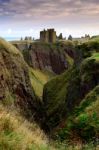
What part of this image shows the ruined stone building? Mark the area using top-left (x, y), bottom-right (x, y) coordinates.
top-left (24, 36), bottom-right (32, 41)
top-left (40, 29), bottom-right (56, 43)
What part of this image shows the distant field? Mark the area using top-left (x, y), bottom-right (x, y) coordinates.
top-left (90, 36), bottom-right (99, 42)
top-left (11, 40), bottom-right (34, 44)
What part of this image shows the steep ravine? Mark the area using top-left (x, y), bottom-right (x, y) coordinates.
top-left (1, 38), bottom-right (99, 146)
top-left (12, 40), bottom-right (99, 134)
top-left (42, 52), bottom-right (99, 137)
top-left (12, 41), bottom-right (75, 99)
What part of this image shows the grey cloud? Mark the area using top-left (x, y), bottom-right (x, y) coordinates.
top-left (0, 0), bottom-right (99, 20)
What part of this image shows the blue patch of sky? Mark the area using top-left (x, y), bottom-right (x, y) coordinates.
top-left (0, 0), bottom-right (10, 3)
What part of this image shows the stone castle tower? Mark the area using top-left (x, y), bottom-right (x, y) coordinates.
top-left (40, 29), bottom-right (56, 43)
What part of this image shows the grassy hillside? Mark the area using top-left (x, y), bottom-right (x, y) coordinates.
top-left (0, 38), bottom-right (43, 124)
top-left (0, 104), bottom-right (55, 150)
top-left (73, 85), bottom-right (99, 140)
top-left (29, 68), bottom-right (54, 98)
top-left (1, 103), bottom-right (99, 150)
top-left (0, 37), bottom-right (21, 55)
top-left (90, 36), bottom-right (99, 42)
top-left (43, 67), bottom-right (81, 129)
top-left (89, 52), bottom-right (99, 61)
top-left (0, 38), bottom-right (99, 149)
top-left (57, 85), bottom-right (99, 142)
top-left (21, 41), bottom-right (74, 98)
top-left (43, 52), bottom-right (99, 130)
top-left (42, 50), bottom-right (99, 148)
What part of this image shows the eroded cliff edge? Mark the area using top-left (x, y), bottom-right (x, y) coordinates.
top-left (0, 38), bottom-right (42, 120)
top-left (13, 41), bottom-right (74, 74)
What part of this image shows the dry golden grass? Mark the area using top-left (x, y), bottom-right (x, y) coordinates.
top-left (0, 37), bottom-right (22, 55)
top-left (0, 104), bottom-right (55, 150)
top-left (1, 104), bottom-right (96, 150)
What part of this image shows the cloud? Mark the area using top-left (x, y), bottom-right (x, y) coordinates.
top-left (0, 0), bottom-right (99, 19)
top-left (0, 0), bottom-right (99, 37)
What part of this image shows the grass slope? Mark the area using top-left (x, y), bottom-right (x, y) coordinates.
top-left (0, 38), bottom-right (38, 116)
top-left (29, 68), bottom-right (54, 98)
top-left (90, 36), bottom-right (99, 42)
top-left (0, 37), bottom-right (21, 55)
top-left (57, 86), bottom-right (99, 142)
top-left (1, 103), bottom-right (99, 150)
top-left (90, 52), bottom-right (99, 61)
top-left (43, 52), bottom-right (99, 129)
top-left (0, 104), bottom-right (55, 150)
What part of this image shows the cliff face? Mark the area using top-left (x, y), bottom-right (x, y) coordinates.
top-left (0, 38), bottom-right (39, 118)
top-left (43, 53), bottom-right (99, 131)
top-left (28, 44), bottom-right (67, 74)
top-left (0, 38), bottom-right (99, 144)
top-left (13, 42), bottom-right (74, 74)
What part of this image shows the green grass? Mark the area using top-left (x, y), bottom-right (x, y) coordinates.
top-left (57, 85), bottom-right (99, 143)
top-left (81, 52), bottom-right (99, 67)
top-left (43, 50), bottom-right (99, 130)
top-left (65, 53), bottom-right (74, 67)
top-left (2, 91), bottom-right (15, 106)
top-left (2, 104), bottom-right (98, 150)
top-left (29, 68), bottom-right (54, 98)
top-left (90, 36), bottom-right (99, 42)
top-left (0, 103), bottom-right (99, 150)
top-left (73, 86), bottom-right (99, 140)
top-left (91, 53), bottom-right (99, 61)
top-left (43, 67), bottom-right (81, 128)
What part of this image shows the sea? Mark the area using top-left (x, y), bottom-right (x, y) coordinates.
top-left (3, 37), bottom-right (20, 41)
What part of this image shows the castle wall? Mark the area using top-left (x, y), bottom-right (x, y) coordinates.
top-left (40, 29), bottom-right (56, 43)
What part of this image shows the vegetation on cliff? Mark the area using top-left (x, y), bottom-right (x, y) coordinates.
top-left (0, 104), bottom-right (52, 150)
top-left (43, 52), bottom-right (99, 129)
top-left (0, 38), bottom-right (99, 149)
top-left (43, 49), bottom-right (99, 148)
top-left (29, 68), bottom-right (54, 98)
top-left (22, 42), bottom-right (74, 74)
top-left (21, 41), bottom-right (74, 98)
top-left (57, 85), bottom-right (99, 142)
top-left (0, 38), bottom-right (41, 120)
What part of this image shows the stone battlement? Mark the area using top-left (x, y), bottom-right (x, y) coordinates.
top-left (40, 28), bottom-right (56, 43)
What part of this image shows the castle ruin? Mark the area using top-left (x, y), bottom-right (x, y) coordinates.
top-left (40, 29), bottom-right (56, 43)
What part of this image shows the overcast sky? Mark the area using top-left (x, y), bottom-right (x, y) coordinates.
top-left (0, 0), bottom-right (99, 38)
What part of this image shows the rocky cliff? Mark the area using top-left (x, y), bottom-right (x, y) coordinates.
top-left (0, 38), bottom-right (99, 145)
top-left (0, 38), bottom-right (41, 119)
top-left (13, 41), bottom-right (74, 74)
